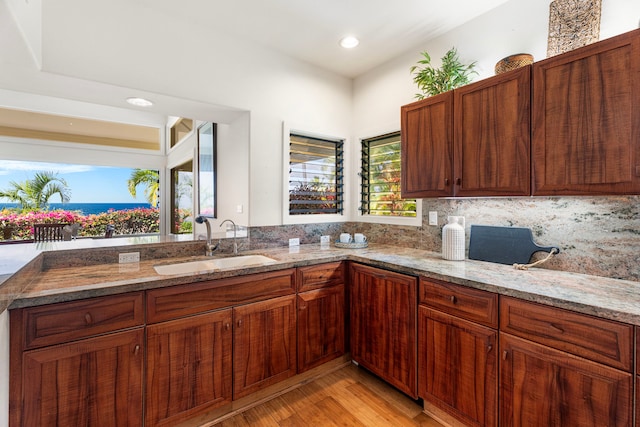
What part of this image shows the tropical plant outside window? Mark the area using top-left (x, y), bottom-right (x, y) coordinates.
top-left (288, 134), bottom-right (343, 215)
top-left (360, 132), bottom-right (416, 217)
top-left (0, 160), bottom-right (160, 241)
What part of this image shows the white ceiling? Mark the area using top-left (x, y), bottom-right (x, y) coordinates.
top-left (19, 0), bottom-right (512, 80)
top-left (135, 0), bottom-right (510, 78)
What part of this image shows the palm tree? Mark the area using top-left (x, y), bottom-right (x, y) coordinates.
top-left (0, 171), bottom-right (71, 211)
top-left (127, 169), bottom-right (160, 207)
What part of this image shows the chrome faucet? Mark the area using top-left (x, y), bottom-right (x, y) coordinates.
top-left (220, 219), bottom-right (238, 256)
top-left (195, 216), bottom-right (219, 256)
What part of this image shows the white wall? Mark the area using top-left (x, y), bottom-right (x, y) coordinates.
top-left (0, 0), bottom-right (353, 227)
top-left (353, 0), bottom-right (640, 136)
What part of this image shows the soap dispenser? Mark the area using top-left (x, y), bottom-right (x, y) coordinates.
top-left (442, 216), bottom-right (465, 261)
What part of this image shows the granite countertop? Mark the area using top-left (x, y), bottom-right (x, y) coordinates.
top-left (3, 241), bottom-right (640, 326)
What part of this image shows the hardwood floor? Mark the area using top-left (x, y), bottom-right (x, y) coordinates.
top-left (213, 364), bottom-right (443, 427)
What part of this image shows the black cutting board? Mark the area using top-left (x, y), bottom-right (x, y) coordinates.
top-left (468, 225), bottom-right (560, 265)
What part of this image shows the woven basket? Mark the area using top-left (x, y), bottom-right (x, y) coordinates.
top-left (495, 54), bottom-right (534, 74)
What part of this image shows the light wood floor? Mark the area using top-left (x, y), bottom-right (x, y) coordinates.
top-left (213, 364), bottom-right (444, 427)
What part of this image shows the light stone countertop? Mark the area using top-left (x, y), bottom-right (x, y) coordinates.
top-left (3, 242), bottom-right (640, 326)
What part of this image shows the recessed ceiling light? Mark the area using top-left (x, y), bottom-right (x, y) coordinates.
top-left (340, 36), bottom-right (359, 49)
top-left (126, 97), bottom-right (154, 107)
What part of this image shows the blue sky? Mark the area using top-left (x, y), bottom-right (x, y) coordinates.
top-left (0, 160), bottom-right (150, 203)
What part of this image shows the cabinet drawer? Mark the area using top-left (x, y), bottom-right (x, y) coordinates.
top-left (500, 296), bottom-right (633, 371)
top-left (23, 292), bottom-right (144, 349)
top-left (147, 269), bottom-right (296, 323)
top-left (297, 262), bottom-right (345, 292)
top-left (420, 279), bottom-right (497, 328)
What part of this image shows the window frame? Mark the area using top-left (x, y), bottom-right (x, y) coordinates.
top-left (282, 123), bottom-right (347, 225)
top-left (356, 131), bottom-right (422, 226)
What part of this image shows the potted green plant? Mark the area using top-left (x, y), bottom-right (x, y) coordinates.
top-left (410, 47), bottom-right (478, 99)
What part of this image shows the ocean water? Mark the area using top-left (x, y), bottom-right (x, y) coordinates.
top-left (0, 202), bottom-right (153, 215)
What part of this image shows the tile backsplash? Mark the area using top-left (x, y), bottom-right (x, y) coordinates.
top-left (248, 196), bottom-right (640, 282)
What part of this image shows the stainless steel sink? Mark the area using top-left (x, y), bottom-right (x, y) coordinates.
top-left (153, 255), bottom-right (277, 275)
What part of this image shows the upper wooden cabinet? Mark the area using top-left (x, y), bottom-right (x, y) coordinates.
top-left (401, 66), bottom-right (531, 197)
top-left (401, 91), bottom-right (453, 198)
top-left (532, 29), bottom-right (640, 195)
top-left (454, 66), bottom-right (531, 196)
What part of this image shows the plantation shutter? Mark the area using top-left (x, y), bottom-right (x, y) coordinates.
top-left (360, 132), bottom-right (416, 217)
top-left (289, 134), bottom-right (343, 215)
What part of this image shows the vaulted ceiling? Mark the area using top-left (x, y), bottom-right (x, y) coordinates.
top-left (11, 0), bottom-right (509, 79)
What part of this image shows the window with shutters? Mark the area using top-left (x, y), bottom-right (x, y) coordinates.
top-left (360, 132), bottom-right (417, 218)
top-left (288, 133), bottom-right (344, 217)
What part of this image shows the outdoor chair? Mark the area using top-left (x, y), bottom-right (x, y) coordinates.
top-left (33, 223), bottom-right (68, 242)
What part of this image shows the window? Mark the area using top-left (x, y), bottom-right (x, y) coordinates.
top-left (197, 122), bottom-right (217, 218)
top-left (170, 118), bottom-right (193, 148)
top-left (0, 160), bottom-right (161, 241)
top-left (288, 133), bottom-right (343, 216)
top-left (360, 132), bottom-right (416, 217)
top-left (170, 160), bottom-right (193, 234)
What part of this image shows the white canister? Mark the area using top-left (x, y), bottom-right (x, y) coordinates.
top-left (442, 216), bottom-right (465, 261)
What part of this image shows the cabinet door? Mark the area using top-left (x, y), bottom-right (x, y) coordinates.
top-left (21, 329), bottom-right (143, 427)
top-left (401, 91), bottom-right (453, 198)
top-left (350, 263), bottom-right (417, 398)
top-left (145, 309), bottom-right (232, 427)
top-left (532, 29), bottom-right (640, 195)
top-left (297, 284), bottom-right (345, 373)
top-left (419, 307), bottom-right (497, 427)
top-left (500, 333), bottom-right (632, 427)
top-left (454, 66), bottom-right (531, 196)
top-left (233, 294), bottom-right (296, 399)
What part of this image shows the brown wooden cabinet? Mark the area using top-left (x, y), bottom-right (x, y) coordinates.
top-left (500, 296), bottom-right (633, 371)
top-left (532, 29), bottom-right (640, 195)
top-left (349, 262), bottom-right (417, 397)
top-left (500, 333), bottom-right (632, 427)
top-left (401, 91), bottom-right (453, 198)
top-left (10, 293), bottom-right (145, 427)
top-left (418, 279), bottom-right (498, 427)
top-left (21, 329), bottom-right (144, 427)
top-left (233, 294), bottom-right (297, 399)
top-left (144, 269), bottom-right (297, 415)
top-left (401, 66), bottom-right (530, 198)
top-left (145, 309), bottom-right (232, 427)
top-left (297, 262), bottom-right (345, 373)
top-left (454, 66), bottom-right (530, 197)
top-left (500, 297), bottom-right (634, 427)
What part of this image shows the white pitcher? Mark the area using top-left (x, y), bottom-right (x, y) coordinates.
top-left (442, 216), bottom-right (465, 261)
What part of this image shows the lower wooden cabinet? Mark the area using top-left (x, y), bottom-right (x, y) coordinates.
top-left (145, 309), bottom-right (233, 427)
top-left (233, 294), bottom-right (297, 399)
top-left (500, 332), bottom-right (632, 427)
top-left (418, 307), bottom-right (497, 427)
top-left (21, 328), bottom-right (144, 427)
top-left (297, 284), bottom-right (345, 373)
top-left (350, 263), bottom-right (417, 397)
